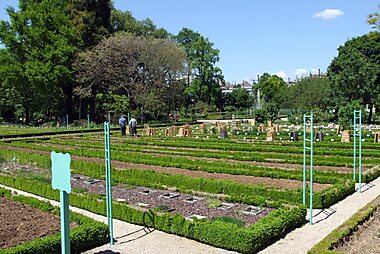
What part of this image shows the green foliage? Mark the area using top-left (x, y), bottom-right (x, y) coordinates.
top-left (259, 73), bottom-right (286, 104)
top-left (227, 88), bottom-right (253, 110)
top-left (328, 32), bottom-right (380, 124)
top-left (0, 187), bottom-right (108, 254)
top-left (176, 28), bottom-right (224, 108)
top-left (308, 196), bottom-right (379, 254)
top-left (279, 76), bottom-right (333, 113)
top-left (212, 216), bottom-right (245, 227)
top-left (337, 100), bottom-right (362, 129)
top-left (367, 5), bottom-right (380, 31)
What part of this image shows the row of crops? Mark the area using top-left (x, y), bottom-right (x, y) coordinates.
top-left (1, 122), bottom-right (380, 253)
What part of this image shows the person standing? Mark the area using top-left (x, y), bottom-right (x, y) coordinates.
top-left (119, 115), bottom-right (127, 136)
top-left (129, 117), bottom-right (137, 136)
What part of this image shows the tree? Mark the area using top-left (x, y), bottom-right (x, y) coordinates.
top-left (328, 32), bottom-right (380, 123)
top-left (176, 28), bottom-right (224, 109)
top-left (0, 0), bottom-right (78, 123)
top-left (111, 9), bottom-right (170, 38)
top-left (368, 5), bottom-right (380, 31)
top-left (74, 34), bottom-right (185, 121)
top-left (228, 88), bottom-right (253, 110)
top-left (279, 76), bottom-right (333, 113)
top-left (0, 0), bottom-right (112, 123)
top-left (259, 73), bottom-right (286, 103)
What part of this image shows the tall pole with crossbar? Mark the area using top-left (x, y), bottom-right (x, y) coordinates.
top-left (303, 114), bottom-right (314, 224)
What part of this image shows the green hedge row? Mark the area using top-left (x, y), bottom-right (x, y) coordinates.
top-left (308, 195), bottom-right (379, 254)
top-left (0, 187), bottom-right (108, 254)
top-left (0, 175), bottom-right (306, 253)
top-left (1, 141), bottom-right (355, 184)
top-left (0, 148), bottom-right (356, 208)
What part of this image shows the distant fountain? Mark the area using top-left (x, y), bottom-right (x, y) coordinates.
top-left (256, 88), bottom-right (261, 109)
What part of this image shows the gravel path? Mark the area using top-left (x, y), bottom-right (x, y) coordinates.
top-left (1, 177), bottom-right (380, 254)
top-left (259, 176), bottom-right (380, 254)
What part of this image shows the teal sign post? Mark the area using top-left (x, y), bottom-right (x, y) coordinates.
top-left (353, 110), bottom-right (362, 192)
top-left (51, 151), bottom-right (71, 254)
top-left (303, 114), bottom-right (314, 224)
top-left (87, 114), bottom-right (90, 129)
top-left (104, 122), bottom-right (114, 245)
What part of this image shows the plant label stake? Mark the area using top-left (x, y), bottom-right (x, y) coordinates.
top-left (353, 110), bottom-right (362, 192)
top-left (51, 151), bottom-right (71, 254)
top-left (303, 114), bottom-right (314, 224)
top-left (104, 121), bottom-right (114, 245)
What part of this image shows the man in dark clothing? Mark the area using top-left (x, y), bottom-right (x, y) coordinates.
top-left (119, 115), bottom-right (127, 136)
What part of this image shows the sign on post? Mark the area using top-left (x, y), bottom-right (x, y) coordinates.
top-left (51, 151), bottom-right (71, 254)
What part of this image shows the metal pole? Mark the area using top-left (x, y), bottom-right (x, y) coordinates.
top-left (353, 111), bottom-right (356, 181)
top-left (303, 114), bottom-right (306, 205)
top-left (66, 114), bottom-right (69, 129)
top-left (309, 114), bottom-right (314, 225)
top-left (87, 114), bottom-right (90, 129)
top-left (60, 191), bottom-right (70, 254)
top-left (359, 110), bottom-right (362, 193)
top-left (104, 122), bottom-right (114, 245)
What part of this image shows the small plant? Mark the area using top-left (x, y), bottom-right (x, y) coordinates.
top-left (207, 198), bottom-right (221, 209)
top-left (156, 205), bottom-right (170, 211)
top-left (73, 188), bottom-right (88, 193)
top-left (213, 216), bottom-right (245, 227)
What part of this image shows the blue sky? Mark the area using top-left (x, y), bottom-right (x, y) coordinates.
top-left (0, 0), bottom-right (377, 83)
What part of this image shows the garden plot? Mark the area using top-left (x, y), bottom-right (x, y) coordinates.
top-left (0, 197), bottom-right (63, 249)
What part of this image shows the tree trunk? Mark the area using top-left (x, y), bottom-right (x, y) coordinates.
top-left (63, 85), bottom-right (73, 123)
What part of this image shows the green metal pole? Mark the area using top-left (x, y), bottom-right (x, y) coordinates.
top-left (359, 110), bottom-right (362, 193)
top-left (353, 111), bottom-right (356, 181)
top-left (303, 114), bottom-right (306, 205)
top-left (60, 191), bottom-right (70, 254)
top-left (104, 122), bottom-right (114, 245)
top-left (66, 114), bottom-right (69, 129)
top-left (87, 114), bottom-right (90, 129)
top-left (309, 114), bottom-right (314, 225)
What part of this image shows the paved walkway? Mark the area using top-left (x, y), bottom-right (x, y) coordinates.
top-left (1, 177), bottom-right (379, 254)
top-left (259, 178), bottom-right (380, 254)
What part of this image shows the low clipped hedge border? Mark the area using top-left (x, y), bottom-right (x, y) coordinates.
top-left (0, 174), bottom-right (306, 253)
top-left (0, 148), bottom-right (356, 208)
top-left (308, 195), bottom-right (380, 254)
top-left (0, 187), bottom-right (108, 254)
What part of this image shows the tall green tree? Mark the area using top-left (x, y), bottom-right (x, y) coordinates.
top-left (0, 0), bottom-right (78, 123)
top-left (279, 76), bottom-right (333, 112)
top-left (258, 73), bottom-right (286, 103)
top-left (328, 32), bottom-right (380, 123)
top-left (176, 28), bottom-right (224, 109)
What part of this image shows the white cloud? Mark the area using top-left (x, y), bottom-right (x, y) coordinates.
top-left (313, 9), bottom-right (344, 20)
top-left (295, 68), bottom-right (308, 78)
top-left (310, 68), bottom-right (319, 75)
top-left (274, 71), bottom-right (288, 81)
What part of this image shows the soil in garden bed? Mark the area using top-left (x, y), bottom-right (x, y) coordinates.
top-left (71, 174), bottom-right (274, 227)
top-left (0, 146), bottom-right (331, 191)
top-left (0, 197), bottom-right (76, 249)
top-left (334, 204), bottom-right (380, 254)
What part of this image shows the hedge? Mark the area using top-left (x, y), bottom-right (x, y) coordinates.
top-left (0, 175), bottom-right (306, 253)
top-left (0, 187), bottom-right (108, 254)
top-left (308, 195), bottom-right (380, 254)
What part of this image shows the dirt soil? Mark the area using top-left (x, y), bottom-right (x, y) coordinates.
top-left (334, 206), bottom-right (380, 254)
top-left (50, 138), bottom-right (370, 173)
top-left (71, 174), bottom-right (274, 227)
top-left (0, 145), bottom-right (330, 191)
top-left (0, 197), bottom-right (61, 249)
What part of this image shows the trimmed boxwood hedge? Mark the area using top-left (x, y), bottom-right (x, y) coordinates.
top-left (308, 195), bottom-right (380, 254)
top-left (0, 174), bottom-right (306, 253)
top-left (0, 187), bottom-right (108, 254)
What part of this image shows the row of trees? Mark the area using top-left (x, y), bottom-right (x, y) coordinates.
top-left (0, 2), bottom-right (379, 125)
top-left (0, 0), bottom-right (225, 124)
